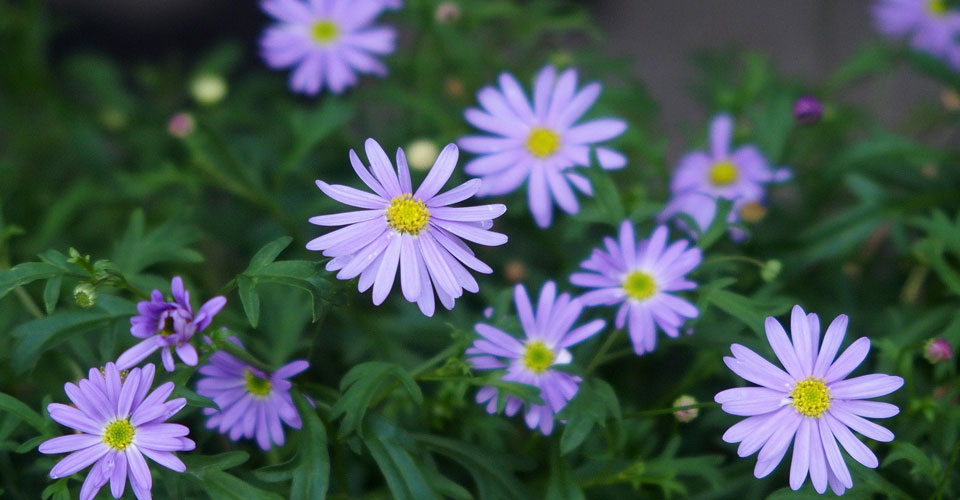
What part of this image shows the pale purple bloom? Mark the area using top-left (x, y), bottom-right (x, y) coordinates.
top-left (307, 139), bottom-right (508, 316)
top-left (39, 363), bottom-right (195, 500)
top-left (116, 276), bottom-right (226, 372)
top-left (467, 281), bottom-right (605, 435)
top-left (716, 305), bottom-right (904, 495)
top-left (874, 0), bottom-right (960, 70)
top-left (459, 65), bottom-right (628, 228)
top-left (570, 222), bottom-right (701, 355)
top-left (259, 0), bottom-right (396, 96)
top-left (197, 344), bottom-right (309, 450)
top-left (117, 276), bottom-right (227, 372)
top-left (659, 114), bottom-right (790, 238)
top-left (378, 0), bottom-right (402, 8)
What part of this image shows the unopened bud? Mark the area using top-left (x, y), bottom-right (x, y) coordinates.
top-left (190, 74), bottom-right (227, 106)
top-left (760, 259), bottom-right (782, 283)
top-left (793, 96), bottom-right (823, 126)
top-left (505, 260), bottom-right (526, 282)
top-left (74, 283), bottom-right (97, 308)
top-left (167, 112), bottom-right (195, 138)
top-left (435, 2), bottom-right (460, 24)
top-left (924, 338), bottom-right (952, 364)
top-left (406, 139), bottom-right (440, 171)
top-left (673, 395), bottom-right (699, 423)
top-left (739, 201), bottom-right (767, 223)
top-left (445, 78), bottom-right (465, 98)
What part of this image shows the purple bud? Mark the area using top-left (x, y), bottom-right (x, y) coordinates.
top-left (793, 96), bottom-right (823, 125)
top-left (167, 112), bottom-right (195, 138)
top-left (924, 338), bottom-right (953, 364)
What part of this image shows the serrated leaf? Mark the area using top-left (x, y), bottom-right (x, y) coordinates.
top-left (331, 362), bottom-right (423, 438)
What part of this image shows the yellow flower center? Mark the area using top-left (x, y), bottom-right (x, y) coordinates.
top-left (790, 377), bottom-right (831, 418)
top-left (526, 128), bottom-right (560, 158)
top-left (103, 419), bottom-right (135, 450)
top-left (929, 0), bottom-right (948, 15)
top-left (386, 194), bottom-right (431, 235)
top-left (709, 161), bottom-right (738, 186)
top-left (160, 316), bottom-right (175, 337)
top-left (623, 271), bottom-right (657, 301)
top-left (245, 370), bottom-right (272, 397)
top-left (522, 340), bottom-right (555, 374)
top-left (311, 20), bottom-right (339, 44)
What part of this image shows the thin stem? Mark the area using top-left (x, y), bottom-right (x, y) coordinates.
top-left (702, 255), bottom-right (766, 268)
top-left (213, 337), bottom-right (275, 373)
top-left (15, 286), bottom-right (43, 318)
top-left (930, 438), bottom-right (960, 500)
top-left (622, 402), bottom-right (719, 419)
top-left (411, 343), bottom-right (462, 377)
top-left (585, 328), bottom-right (624, 376)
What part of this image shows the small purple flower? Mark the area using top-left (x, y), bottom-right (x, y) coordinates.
top-left (259, 0), bottom-right (396, 96)
top-left (716, 305), bottom-right (903, 495)
top-left (117, 277), bottom-right (226, 372)
top-left (467, 281), bottom-right (605, 435)
top-left (39, 363), bottom-right (195, 500)
top-left (874, 0), bottom-right (960, 70)
top-left (570, 222), bottom-right (701, 355)
top-left (197, 344), bottom-right (309, 450)
top-left (308, 139), bottom-right (508, 316)
top-left (793, 96), bottom-right (823, 125)
top-left (459, 65), bottom-right (628, 228)
top-left (659, 114), bottom-right (790, 238)
top-left (924, 337), bottom-right (953, 363)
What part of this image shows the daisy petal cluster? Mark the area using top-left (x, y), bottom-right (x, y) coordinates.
top-left (39, 363), bottom-right (195, 500)
top-left (571, 222), bottom-right (701, 355)
top-left (308, 138), bottom-right (508, 316)
top-left (716, 305), bottom-right (903, 495)
top-left (467, 282), bottom-right (605, 435)
top-left (259, 0), bottom-right (396, 96)
top-left (459, 65), bottom-right (627, 228)
top-left (197, 340), bottom-right (310, 450)
top-left (659, 114), bottom-right (790, 239)
top-left (116, 276), bottom-right (226, 372)
top-left (873, 0), bottom-right (960, 70)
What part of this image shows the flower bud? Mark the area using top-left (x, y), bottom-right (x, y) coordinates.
top-left (167, 112), bottom-right (195, 138)
top-left (924, 338), bottom-right (952, 364)
top-left (673, 395), bottom-right (699, 423)
top-left (793, 96), bottom-right (823, 125)
top-left (190, 74), bottom-right (228, 106)
top-left (445, 77), bottom-right (465, 98)
top-left (739, 201), bottom-right (767, 223)
top-left (435, 2), bottom-right (460, 24)
top-left (760, 259), bottom-right (782, 283)
top-left (505, 260), bottom-right (526, 282)
top-left (73, 283), bottom-right (97, 308)
top-left (406, 139), bottom-right (440, 171)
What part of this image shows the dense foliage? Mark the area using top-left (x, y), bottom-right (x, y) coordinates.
top-left (1, 0), bottom-right (959, 498)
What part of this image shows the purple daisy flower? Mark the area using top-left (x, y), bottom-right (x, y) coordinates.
top-left (467, 281), bottom-right (605, 435)
top-left (116, 276), bottom-right (226, 372)
top-left (874, 0), bottom-right (960, 70)
top-left (716, 305), bottom-right (904, 495)
top-left (459, 65), bottom-right (628, 228)
top-left (197, 344), bottom-right (309, 450)
top-left (259, 0), bottom-right (396, 96)
top-left (659, 114), bottom-right (790, 238)
top-left (570, 222), bottom-right (701, 355)
top-left (307, 139), bottom-right (508, 316)
top-left (38, 362), bottom-right (195, 500)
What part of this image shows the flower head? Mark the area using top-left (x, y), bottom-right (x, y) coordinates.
top-left (659, 114), bottom-right (790, 239)
top-left (716, 305), bottom-right (904, 495)
top-left (924, 337), bottom-right (952, 363)
top-left (116, 276), bottom-right (227, 372)
top-left (39, 363), bottom-right (195, 500)
top-left (259, 0), bottom-right (396, 96)
top-left (467, 281), bottom-right (605, 435)
top-left (459, 65), bottom-right (627, 228)
top-left (570, 222), bottom-right (701, 355)
top-left (308, 139), bottom-right (508, 316)
top-left (873, 0), bottom-right (960, 70)
top-left (793, 96), bottom-right (824, 125)
top-left (197, 341), bottom-right (310, 450)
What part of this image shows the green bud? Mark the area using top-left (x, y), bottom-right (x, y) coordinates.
top-left (73, 283), bottom-right (97, 308)
top-left (760, 259), bottom-right (782, 282)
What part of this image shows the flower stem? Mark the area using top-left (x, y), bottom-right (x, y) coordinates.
top-left (213, 336), bottom-right (275, 373)
top-left (931, 438), bottom-right (960, 500)
top-left (585, 328), bottom-right (624, 376)
top-left (622, 402), bottom-right (719, 418)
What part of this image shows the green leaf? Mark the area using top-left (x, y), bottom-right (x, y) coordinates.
top-left (246, 236), bottom-right (293, 274)
top-left (41, 478), bottom-right (71, 500)
top-left (15, 434), bottom-right (47, 453)
top-left (112, 209), bottom-right (203, 276)
top-left (415, 434), bottom-right (531, 500)
top-left (237, 275), bottom-right (261, 328)
top-left (558, 378), bottom-right (621, 455)
top-left (702, 288), bottom-right (791, 336)
top-left (0, 262), bottom-right (63, 301)
top-left (290, 392), bottom-right (330, 500)
top-left (361, 415), bottom-right (440, 500)
top-left (183, 451), bottom-right (250, 473)
top-left (697, 198), bottom-right (734, 251)
top-left (240, 260), bottom-right (335, 324)
top-left (190, 470), bottom-right (285, 500)
top-left (331, 362), bottom-right (423, 438)
top-left (42, 274), bottom-right (62, 314)
top-left (0, 391), bottom-right (51, 433)
top-left (585, 154), bottom-right (625, 225)
top-left (545, 448), bottom-right (585, 500)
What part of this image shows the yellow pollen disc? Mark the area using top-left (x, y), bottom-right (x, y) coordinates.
top-left (623, 271), bottom-right (657, 301)
top-left (709, 161), bottom-right (739, 186)
top-left (245, 370), bottom-right (272, 397)
top-left (522, 340), bottom-right (555, 374)
top-left (929, 0), bottom-right (948, 15)
top-left (526, 128), bottom-right (560, 158)
top-left (160, 316), bottom-right (175, 337)
top-left (311, 20), bottom-right (339, 44)
top-left (386, 194), bottom-right (430, 235)
top-left (103, 419), bottom-right (135, 451)
top-left (790, 377), bottom-right (831, 418)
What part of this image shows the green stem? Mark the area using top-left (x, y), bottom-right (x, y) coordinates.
top-left (585, 328), bottom-right (624, 376)
top-left (15, 286), bottom-right (43, 318)
top-left (411, 343), bottom-right (462, 377)
top-left (214, 337), bottom-right (275, 373)
top-left (622, 402), bottom-right (719, 419)
top-left (702, 255), bottom-right (766, 268)
top-left (930, 438), bottom-right (960, 500)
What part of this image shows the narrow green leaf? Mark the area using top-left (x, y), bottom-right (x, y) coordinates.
top-left (0, 392), bottom-right (50, 433)
top-left (43, 274), bottom-right (62, 314)
top-left (331, 362), bottom-right (423, 438)
top-left (290, 392), bottom-right (330, 500)
top-left (246, 236), bottom-right (293, 274)
top-left (0, 262), bottom-right (63, 301)
top-left (237, 275), bottom-right (260, 328)
top-left (362, 415), bottom-right (440, 500)
top-left (415, 434), bottom-right (531, 500)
